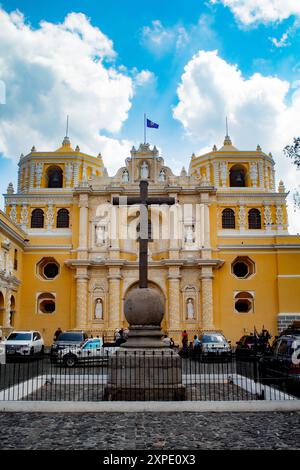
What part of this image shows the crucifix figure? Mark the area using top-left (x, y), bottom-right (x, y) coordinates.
top-left (113, 180), bottom-right (175, 288)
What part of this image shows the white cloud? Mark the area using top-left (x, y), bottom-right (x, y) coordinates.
top-left (210, 0), bottom-right (300, 25)
top-left (140, 20), bottom-right (189, 56)
top-left (0, 9), bottom-right (143, 172)
top-left (173, 49), bottom-right (300, 233)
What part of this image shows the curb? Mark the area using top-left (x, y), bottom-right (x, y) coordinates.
top-left (0, 400), bottom-right (300, 413)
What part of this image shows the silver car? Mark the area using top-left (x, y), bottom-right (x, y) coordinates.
top-left (57, 338), bottom-right (119, 367)
top-left (198, 332), bottom-right (232, 361)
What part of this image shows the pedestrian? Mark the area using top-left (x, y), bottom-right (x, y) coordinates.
top-left (162, 334), bottom-right (171, 347)
top-left (53, 327), bottom-right (62, 341)
top-left (182, 330), bottom-right (188, 351)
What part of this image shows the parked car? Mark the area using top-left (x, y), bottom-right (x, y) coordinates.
top-left (197, 332), bottom-right (232, 361)
top-left (258, 332), bottom-right (300, 395)
top-left (57, 337), bottom-right (119, 367)
top-left (235, 333), bottom-right (271, 360)
top-left (50, 330), bottom-right (88, 362)
top-left (3, 330), bottom-right (44, 357)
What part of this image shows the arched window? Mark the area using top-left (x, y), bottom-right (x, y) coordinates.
top-left (37, 292), bottom-right (56, 314)
top-left (222, 208), bottom-right (235, 229)
top-left (46, 166), bottom-right (63, 188)
top-left (31, 209), bottom-right (44, 228)
top-left (235, 291), bottom-right (254, 313)
top-left (230, 165), bottom-right (246, 187)
top-left (56, 208), bottom-right (69, 228)
top-left (248, 208), bottom-right (261, 229)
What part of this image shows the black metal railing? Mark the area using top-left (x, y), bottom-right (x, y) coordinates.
top-left (0, 348), bottom-right (299, 401)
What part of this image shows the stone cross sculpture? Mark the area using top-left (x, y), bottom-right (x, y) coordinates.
top-left (113, 180), bottom-right (175, 288)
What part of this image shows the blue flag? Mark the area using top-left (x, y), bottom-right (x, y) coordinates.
top-left (147, 118), bottom-right (159, 129)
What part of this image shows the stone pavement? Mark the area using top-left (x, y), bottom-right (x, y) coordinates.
top-left (0, 411), bottom-right (299, 450)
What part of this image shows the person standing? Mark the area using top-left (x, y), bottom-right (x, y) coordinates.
top-left (182, 330), bottom-right (188, 350)
top-left (53, 327), bottom-right (62, 341)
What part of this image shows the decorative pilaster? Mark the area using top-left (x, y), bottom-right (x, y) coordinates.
top-left (264, 204), bottom-right (272, 231)
top-left (35, 162), bottom-right (43, 189)
top-left (238, 205), bottom-right (246, 230)
top-left (270, 167), bottom-right (276, 191)
top-left (250, 162), bottom-right (258, 188)
top-left (75, 269), bottom-right (89, 329)
top-left (78, 193), bottom-right (89, 256)
top-left (200, 267), bottom-right (214, 330)
top-left (213, 161), bottom-right (219, 188)
top-left (9, 205), bottom-right (17, 225)
top-left (65, 163), bottom-right (73, 188)
top-left (46, 201), bottom-right (55, 230)
top-left (205, 163), bottom-right (211, 184)
top-left (258, 161), bottom-right (264, 188)
top-left (220, 161), bottom-right (227, 187)
top-left (73, 162), bottom-right (80, 187)
top-left (20, 204), bottom-right (28, 230)
top-left (4, 291), bottom-right (12, 328)
top-left (168, 266), bottom-right (181, 329)
top-left (276, 204), bottom-right (284, 230)
top-left (264, 163), bottom-right (269, 189)
top-left (108, 267), bottom-right (122, 330)
top-left (29, 161), bottom-right (35, 190)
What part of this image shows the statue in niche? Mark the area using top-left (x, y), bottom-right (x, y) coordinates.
top-left (94, 298), bottom-right (103, 320)
top-left (96, 224), bottom-right (106, 245)
top-left (122, 169), bottom-right (129, 182)
top-left (158, 169), bottom-right (166, 182)
top-left (141, 161), bottom-right (149, 179)
top-left (186, 298), bottom-right (195, 320)
top-left (185, 225), bottom-right (194, 243)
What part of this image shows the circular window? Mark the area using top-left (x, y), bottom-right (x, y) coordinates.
top-left (37, 257), bottom-right (60, 280)
top-left (235, 299), bottom-right (251, 313)
top-left (233, 262), bottom-right (249, 278)
top-left (231, 256), bottom-right (255, 279)
top-left (44, 263), bottom-right (59, 279)
top-left (39, 300), bottom-right (56, 313)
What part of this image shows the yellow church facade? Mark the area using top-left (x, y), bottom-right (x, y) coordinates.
top-left (1, 134), bottom-right (300, 345)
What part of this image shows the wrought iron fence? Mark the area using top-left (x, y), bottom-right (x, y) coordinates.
top-left (0, 348), bottom-right (299, 402)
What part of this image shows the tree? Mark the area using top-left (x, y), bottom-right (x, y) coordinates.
top-left (284, 137), bottom-right (300, 168)
top-left (284, 138), bottom-right (300, 209)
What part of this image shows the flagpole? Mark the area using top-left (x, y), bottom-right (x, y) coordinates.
top-left (144, 113), bottom-right (146, 144)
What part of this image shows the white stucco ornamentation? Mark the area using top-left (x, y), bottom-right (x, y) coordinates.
top-left (35, 163), bottom-right (43, 189)
top-left (264, 205), bottom-right (272, 228)
top-left (220, 162), bottom-right (227, 187)
top-left (238, 205), bottom-right (246, 229)
top-left (9, 205), bottom-right (17, 224)
top-left (20, 204), bottom-right (28, 228)
top-left (250, 162), bottom-right (258, 188)
top-left (65, 163), bottom-right (73, 188)
top-left (46, 203), bottom-right (55, 230)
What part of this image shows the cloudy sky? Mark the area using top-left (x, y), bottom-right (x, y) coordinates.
top-left (0, 0), bottom-right (299, 232)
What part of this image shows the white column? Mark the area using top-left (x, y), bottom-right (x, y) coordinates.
top-left (29, 161), bottom-right (35, 190)
top-left (168, 266), bottom-right (181, 330)
top-left (35, 163), bottom-right (43, 189)
top-left (75, 269), bottom-right (89, 329)
top-left (200, 267), bottom-right (214, 330)
top-left (204, 204), bottom-right (210, 248)
top-left (213, 161), bottom-right (219, 188)
top-left (73, 162), bottom-right (80, 187)
top-left (108, 267), bottom-right (122, 330)
top-left (258, 161), bottom-right (264, 188)
top-left (79, 193), bottom-right (89, 253)
top-left (46, 202), bottom-right (54, 231)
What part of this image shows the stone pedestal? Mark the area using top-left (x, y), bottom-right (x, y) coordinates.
top-left (104, 287), bottom-right (186, 400)
top-left (104, 350), bottom-right (185, 401)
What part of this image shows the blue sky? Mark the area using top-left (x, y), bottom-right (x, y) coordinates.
top-left (0, 0), bottom-right (300, 231)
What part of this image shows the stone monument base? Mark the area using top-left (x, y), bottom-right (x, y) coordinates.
top-left (104, 349), bottom-right (186, 401)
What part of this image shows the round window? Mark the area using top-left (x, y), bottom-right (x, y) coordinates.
top-left (43, 263), bottom-right (59, 279)
top-left (39, 299), bottom-right (55, 313)
top-left (235, 299), bottom-right (251, 313)
top-left (233, 262), bottom-right (249, 278)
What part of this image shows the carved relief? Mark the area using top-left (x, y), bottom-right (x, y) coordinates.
top-left (220, 162), bottom-right (227, 187)
top-left (9, 205), bottom-right (17, 224)
top-left (238, 205), bottom-right (246, 229)
top-left (20, 205), bottom-right (29, 227)
top-left (46, 203), bottom-right (55, 230)
top-left (276, 205), bottom-right (284, 226)
top-left (65, 163), bottom-right (73, 188)
top-left (264, 205), bottom-right (272, 228)
top-left (250, 162), bottom-right (258, 188)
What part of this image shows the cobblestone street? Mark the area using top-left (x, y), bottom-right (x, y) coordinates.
top-left (0, 411), bottom-right (299, 450)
